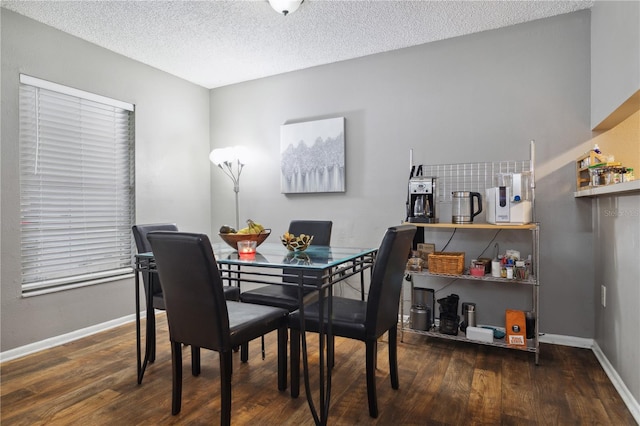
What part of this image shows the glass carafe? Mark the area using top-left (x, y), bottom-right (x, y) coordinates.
top-left (413, 196), bottom-right (425, 217)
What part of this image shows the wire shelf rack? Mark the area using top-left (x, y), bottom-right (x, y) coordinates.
top-left (418, 161), bottom-right (532, 203)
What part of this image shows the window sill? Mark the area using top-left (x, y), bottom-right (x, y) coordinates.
top-left (22, 273), bottom-right (134, 297)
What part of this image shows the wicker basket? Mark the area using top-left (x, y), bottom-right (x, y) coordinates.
top-left (428, 252), bottom-right (465, 275)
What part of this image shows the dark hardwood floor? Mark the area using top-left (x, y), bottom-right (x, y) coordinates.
top-left (1, 313), bottom-right (635, 425)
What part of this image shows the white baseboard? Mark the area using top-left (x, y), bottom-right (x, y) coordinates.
top-left (0, 313), bottom-right (140, 363)
top-left (537, 332), bottom-right (594, 349)
top-left (592, 341), bottom-right (640, 425)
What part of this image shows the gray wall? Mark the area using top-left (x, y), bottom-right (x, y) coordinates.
top-left (210, 11), bottom-right (594, 336)
top-left (591, 1), bottom-right (640, 407)
top-left (591, 1), bottom-right (640, 128)
top-left (1, 10), bottom-right (211, 351)
top-left (594, 194), bottom-right (640, 406)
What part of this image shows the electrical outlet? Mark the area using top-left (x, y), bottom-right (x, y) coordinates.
top-left (601, 285), bottom-right (607, 308)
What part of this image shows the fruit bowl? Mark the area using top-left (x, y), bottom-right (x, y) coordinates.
top-left (281, 232), bottom-right (313, 252)
top-left (219, 229), bottom-right (271, 250)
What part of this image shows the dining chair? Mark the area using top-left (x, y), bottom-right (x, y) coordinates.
top-left (288, 224), bottom-right (416, 418)
top-left (132, 224), bottom-right (240, 363)
top-left (239, 220), bottom-right (333, 360)
top-left (146, 231), bottom-right (289, 425)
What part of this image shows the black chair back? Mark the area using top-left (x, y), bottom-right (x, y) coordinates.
top-left (132, 223), bottom-right (178, 253)
top-left (365, 225), bottom-right (416, 339)
top-left (288, 220), bottom-right (333, 246)
top-left (147, 232), bottom-right (231, 352)
top-left (132, 223), bottom-right (178, 300)
top-left (284, 220), bottom-right (332, 286)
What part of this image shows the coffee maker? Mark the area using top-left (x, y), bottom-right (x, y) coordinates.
top-left (407, 175), bottom-right (438, 223)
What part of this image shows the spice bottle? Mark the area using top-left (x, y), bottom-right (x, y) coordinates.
top-left (624, 168), bottom-right (635, 182)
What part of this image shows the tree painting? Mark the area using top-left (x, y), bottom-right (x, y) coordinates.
top-left (280, 117), bottom-right (345, 193)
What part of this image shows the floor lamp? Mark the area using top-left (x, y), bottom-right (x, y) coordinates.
top-left (209, 146), bottom-right (248, 231)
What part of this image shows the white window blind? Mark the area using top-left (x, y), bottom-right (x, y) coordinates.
top-left (19, 74), bottom-right (136, 296)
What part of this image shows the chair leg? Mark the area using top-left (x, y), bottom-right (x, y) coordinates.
top-left (373, 339), bottom-right (378, 370)
top-left (365, 339), bottom-right (379, 418)
top-left (290, 328), bottom-right (300, 398)
top-left (191, 345), bottom-right (201, 376)
top-left (240, 342), bottom-right (249, 363)
top-left (277, 326), bottom-right (288, 391)
top-left (327, 334), bottom-right (335, 369)
top-left (171, 341), bottom-right (183, 415)
top-left (388, 327), bottom-right (399, 390)
top-left (220, 351), bottom-right (233, 426)
top-left (147, 309), bottom-right (156, 363)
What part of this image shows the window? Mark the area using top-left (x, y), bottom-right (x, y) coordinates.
top-left (19, 74), bottom-right (135, 296)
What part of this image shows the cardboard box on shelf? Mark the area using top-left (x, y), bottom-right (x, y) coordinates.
top-left (505, 309), bottom-right (527, 347)
top-left (417, 243), bottom-right (435, 266)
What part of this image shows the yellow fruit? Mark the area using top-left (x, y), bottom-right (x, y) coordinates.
top-left (246, 219), bottom-right (265, 234)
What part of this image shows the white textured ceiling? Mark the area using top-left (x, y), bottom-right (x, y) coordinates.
top-left (1, 0), bottom-right (593, 89)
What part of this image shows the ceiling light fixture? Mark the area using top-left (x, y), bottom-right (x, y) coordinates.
top-left (268, 0), bottom-right (304, 16)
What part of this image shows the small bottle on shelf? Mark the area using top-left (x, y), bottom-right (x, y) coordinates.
top-left (624, 168), bottom-right (634, 182)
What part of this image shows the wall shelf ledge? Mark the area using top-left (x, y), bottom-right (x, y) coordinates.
top-left (574, 180), bottom-right (640, 197)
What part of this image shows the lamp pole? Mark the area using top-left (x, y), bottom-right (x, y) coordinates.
top-left (210, 146), bottom-right (248, 231)
top-left (234, 178), bottom-right (240, 232)
top-left (217, 158), bottom-right (244, 231)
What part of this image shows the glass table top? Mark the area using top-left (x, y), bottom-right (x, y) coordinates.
top-left (137, 242), bottom-right (376, 270)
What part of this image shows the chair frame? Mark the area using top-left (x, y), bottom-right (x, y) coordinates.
top-left (147, 231), bottom-right (288, 425)
top-left (239, 220), bottom-right (333, 360)
top-left (133, 223), bottom-right (241, 365)
top-left (289, 224), bottom-right (416, 418)
top-left (132, 223), bottom-right (179, 363)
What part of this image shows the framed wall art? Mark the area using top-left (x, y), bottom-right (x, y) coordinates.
top-left (280, 117), bottom-right (345, 194)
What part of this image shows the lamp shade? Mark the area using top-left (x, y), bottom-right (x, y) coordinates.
top-left (268, 0), bottom-right (303, 16)
top-left (209, 146), bottom-right (249, 166)
top-left (209, 147), bottom-right (228, 166)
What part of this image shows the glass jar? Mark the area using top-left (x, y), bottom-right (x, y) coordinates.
top-left (406, 250), bottom-right (426, 272)
top-left (500, 266), bottom-right (508, 278)
top-left (589, 167), bottom-right (602, 186)
top-left (505, 265), bottom-right (514, 279)
top-left (612, 168), bottom-right (623, 184)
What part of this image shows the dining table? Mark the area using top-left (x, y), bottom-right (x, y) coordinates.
top-left (134, 241), bottom-right (377, 426)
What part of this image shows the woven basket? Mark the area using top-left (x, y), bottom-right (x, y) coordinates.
top-left (428, 252), bottom-right (465, 275)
